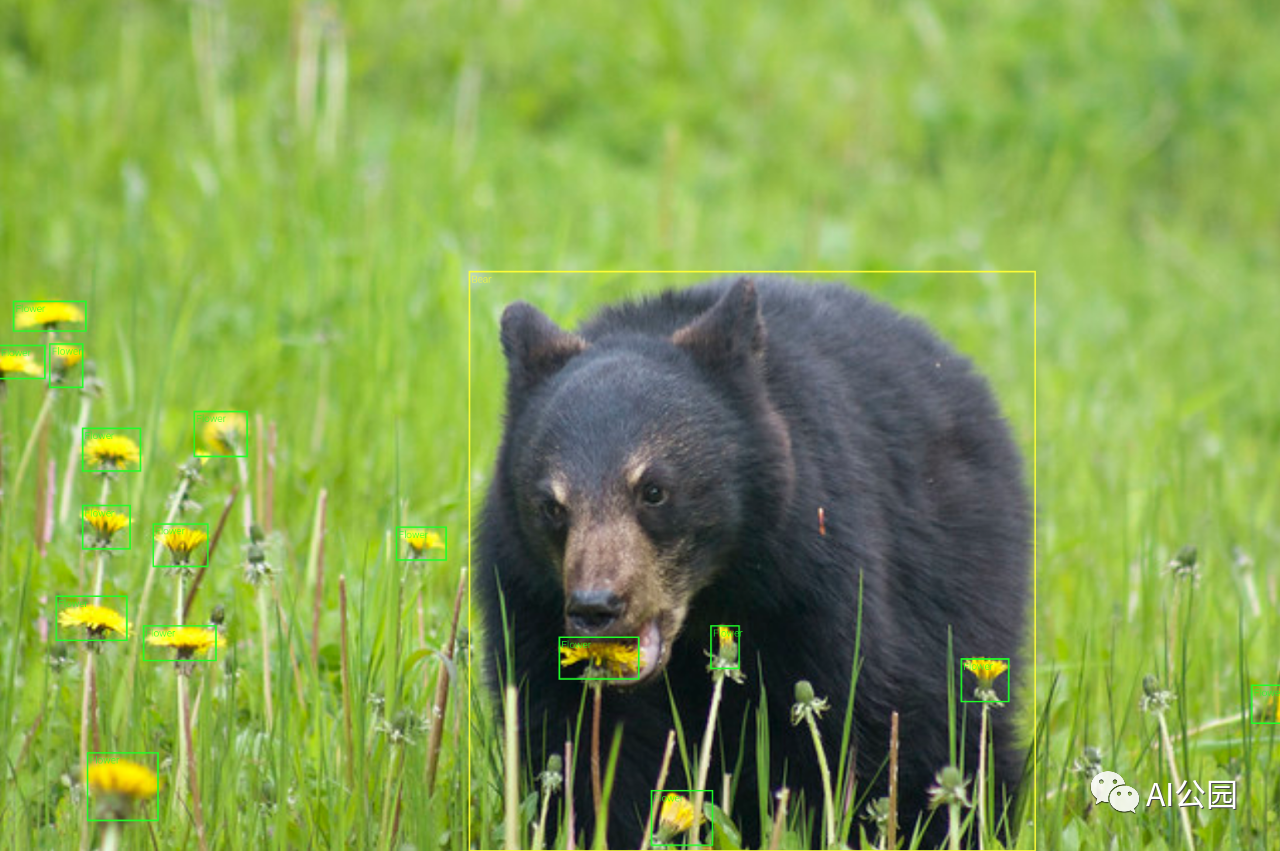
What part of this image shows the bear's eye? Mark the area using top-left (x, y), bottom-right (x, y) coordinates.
top-left (640, 483), bottom-right (667, 506)
top-left (541, 499), bottom-right (567, 525)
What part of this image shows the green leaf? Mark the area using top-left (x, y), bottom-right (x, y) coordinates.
top-left (705, 802), bottom-right (742, 850)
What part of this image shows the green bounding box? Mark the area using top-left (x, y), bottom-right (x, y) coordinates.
top-left (1250, 684), bottom-right (1280, 724)
top-left (959, 657), bottom-right (1012, 704)
top-left (49, 342), bottom-right (85, 389)
top-left (709, 624), bottom-right (741, 671)
top-left (86, 751), bottom-right (160, 823)
top-left (13, 299), bottom-right (88, 332)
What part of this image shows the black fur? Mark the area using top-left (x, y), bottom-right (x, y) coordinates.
top-left (477, 276), bottom-right (1030, 849)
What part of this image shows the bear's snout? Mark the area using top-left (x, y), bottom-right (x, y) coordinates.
top-left (565, 588), bottom-right (626, 634)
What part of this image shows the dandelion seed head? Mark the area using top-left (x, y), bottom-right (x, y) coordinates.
top-left (927, 765), bottom-right (972, 809)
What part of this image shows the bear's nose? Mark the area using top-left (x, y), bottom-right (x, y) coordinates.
top-left (566, 589), bottom-right (626, 634)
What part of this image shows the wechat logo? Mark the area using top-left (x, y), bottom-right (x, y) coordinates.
top-left (1091, 770), bottom-right (1140, 813)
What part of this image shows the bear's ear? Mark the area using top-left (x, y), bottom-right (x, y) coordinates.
top-left (501, 301), bottom-right (587, 396)
top-left (671, 277), bottom-right (766, 369)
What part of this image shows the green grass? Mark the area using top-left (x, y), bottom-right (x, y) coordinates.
top-left (2, 0), bottom-right (1278, 848)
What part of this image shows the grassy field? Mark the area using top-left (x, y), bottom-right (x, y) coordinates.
top-left (2, 1), bottom-right (1278, 849)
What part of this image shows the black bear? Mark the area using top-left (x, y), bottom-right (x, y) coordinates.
top-left (477, 276), bottom-right (1030, 849)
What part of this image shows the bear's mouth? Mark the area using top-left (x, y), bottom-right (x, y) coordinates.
top-left (635, 618), bottom-right (665, 683)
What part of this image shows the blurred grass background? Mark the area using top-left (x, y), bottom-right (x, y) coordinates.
top-left (2, 0), bottom-right (1278, 848)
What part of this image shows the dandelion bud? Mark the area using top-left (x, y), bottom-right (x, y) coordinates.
top-left (795, 679), bottom-right (815, 704)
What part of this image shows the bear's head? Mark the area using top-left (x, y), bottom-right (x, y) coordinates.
top-left (498, 279), bottom-right (794, 683)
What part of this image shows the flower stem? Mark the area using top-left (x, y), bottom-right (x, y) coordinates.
top-left (100, 823), bottom-right (121, 851)
top-left (639, 729), bottom-right (676, 851)
top-left (690, 672), bottom-right (726, 846)
top-left (77, 647), bottom-right (97, 851)
top-left (112, 469), bottom-right (198, 732)
top-left (237, 453), bottom-right (275, 728)
top-left (11, 386), bottom-right (57, 506)
top-left (257, 587), bottom-right (274, 729)
top-left (181, 666), bottom-right (210, 851)
top-left (504, 685), bottom-right (520, 851)
top-left (305, 488), bottom-right (328, 668)
top-left (948, 801), bottom-right (961, 851)
top-left (425, 569), bottom-right (467, 792)
top-left (78, 486), bottom-right (109, 851)
top-left (377, 743), bottom-right (404, 851)
top-left (339, 575), bottom-right (355, 786)
top-left (591, 683), bottom-right (603, 815)
top-left (888, 710), bottom-right (900, 850)
top-left (977, 703), bottom-right (989, 848)
top-left (804, 711), bottom-right (838, 848)
top-left (769, 788), bottom-right (789, 850)
top-left (57, 394), bottom-right (93, 528)
top-left (564, 738), bottom-right (576, 851)
top-left (533, 782), bottom-right (553, 851)
top-left (1157, 710), bottom-right (1196, 850)
top-left (174, 574), bottom-right (189, 807)
top-left (235, 455), bottom-right (255, 536)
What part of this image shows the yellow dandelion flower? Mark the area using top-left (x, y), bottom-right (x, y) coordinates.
top-left (87, 759), bottom-right (158, 800)
top-left (155, 526), bottom-right (208, 565)
top-left (718, 626), bottom-right (736, 647)
top-left (201, 412), bottom-right (247, 455)
top-left (656, 792), bottom-right (703, 839)
top-left (52, 345), bottom-right (82, 370)
top-left (59, 604), bottom-right (126, 639)
top-left (404, 529), bottom-right (445, 555)
top-left (963, 658), bottom-right (1009, 691)
top-left (559, 640), bottom-right (639, 678)
top-left (83, 508), bottom-right (130, 545)
top-left (147, 626), bottom-right (217, 659)
top-left (85, 435), bottom-right (140, 471)
top-left (0, 352), bottom-right (43, 378)
top-left (15, 301), bottom-right (84, 330)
